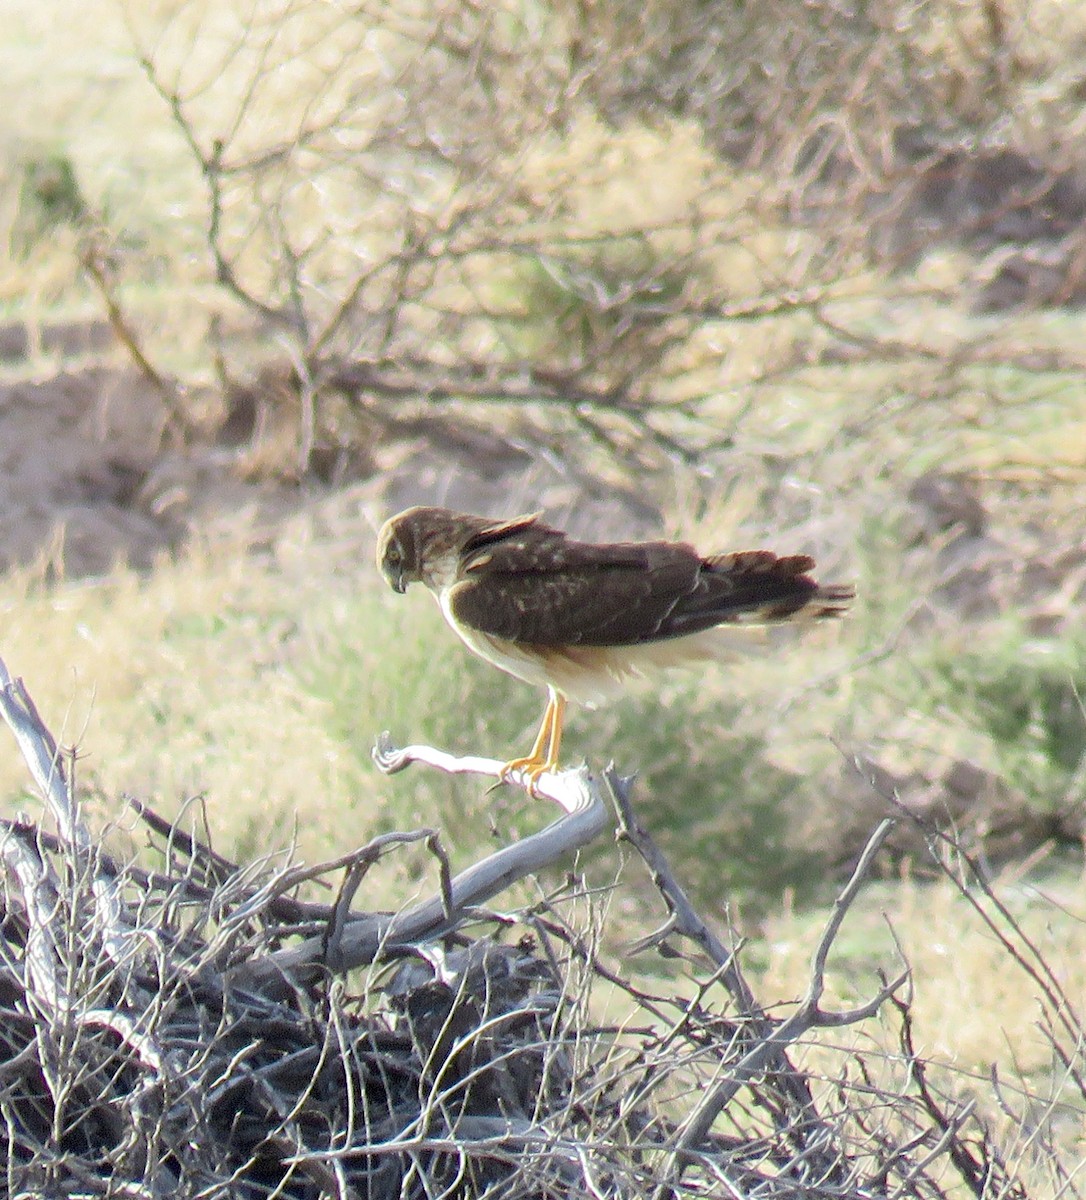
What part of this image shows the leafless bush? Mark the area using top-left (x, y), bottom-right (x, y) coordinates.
top-left (91, 0), bottom-right (1086, 488)
top-left (1, 659), bottom-right (1073, 1198)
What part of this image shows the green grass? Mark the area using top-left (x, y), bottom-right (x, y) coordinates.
top-left (298, 578), bottom-right (863, 908)
top-left (925, 626), bottom-right (1086, 814)
top-left (3, 496), bottom-right (1079, 919)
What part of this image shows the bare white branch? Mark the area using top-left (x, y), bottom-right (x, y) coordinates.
top-left (236, 735), bottom-right (611, 987)
top-left (0, 658), bottom-right (139, 976)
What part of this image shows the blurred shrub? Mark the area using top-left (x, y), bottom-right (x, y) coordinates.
top-left (12, 149), bottom-right (88, 253)
top-left (930, 629), bottom-right (1086, 812)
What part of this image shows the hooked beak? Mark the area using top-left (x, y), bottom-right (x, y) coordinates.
top-left (392, 573), bottom-right (407, 594)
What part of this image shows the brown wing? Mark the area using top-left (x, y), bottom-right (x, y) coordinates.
top-left (450, 524), bottom-right (847, 648)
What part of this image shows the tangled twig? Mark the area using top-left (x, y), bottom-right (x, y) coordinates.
top-left (0, 661), bottom-right (1028, 1199)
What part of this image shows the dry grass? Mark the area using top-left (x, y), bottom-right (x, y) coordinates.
top-left (0, 539), bottom-right (385, 863)
top-left (0, 524), bottom-right (849, 874)
top-left (750, 863), bottom-right (1086, 1199)
top-left (756, 865), bottom-right (1085, 1076)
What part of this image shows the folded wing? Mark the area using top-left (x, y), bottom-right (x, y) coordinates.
top-left (450, 525), bottom-right (851, 648)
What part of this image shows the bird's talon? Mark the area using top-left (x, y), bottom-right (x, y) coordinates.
top-left (499, 758), bottom-right (557, 797)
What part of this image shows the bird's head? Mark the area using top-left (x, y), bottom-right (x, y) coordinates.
top-left (377, 505), bottom-right (542, 594)
top-left (376, 508), bottom-right (427, 594)
top-left (376, 506), bottom-right (471, 593)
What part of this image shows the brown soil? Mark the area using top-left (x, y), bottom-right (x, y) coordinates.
top-left (0, 364), bottom-right (338, 577)
top-left (0, 358), bottom-right (662, 579)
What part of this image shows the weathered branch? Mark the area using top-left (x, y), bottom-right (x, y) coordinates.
top-left (80, 235), bottom-right (191, 443)
top-left (0, 826), bottom-right (65, 1013)
top-left (0, 660), bottom-right (86, 852)
top-left (605, 767), bottom-right (764, 1019)
top-left (0, 659), bottom-right (135, 973)
top-left (233, 734), bottom-right (611, 990)
top-left (609, 772), bottom-right (908, 1195)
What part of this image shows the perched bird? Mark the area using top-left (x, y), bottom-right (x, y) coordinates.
top-left (376, 506), bottom-right (852, 792)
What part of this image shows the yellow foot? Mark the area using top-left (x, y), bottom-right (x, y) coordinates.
top-left (500, 755), bottom-right (558, 796)
top-left (502, 689), bottom-right (566, 796)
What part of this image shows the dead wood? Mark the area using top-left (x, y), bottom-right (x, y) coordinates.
top-left (0, 660), bottom-right (1029, 1199)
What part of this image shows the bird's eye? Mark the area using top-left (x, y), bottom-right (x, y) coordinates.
top-left (385, 544), bottom-right (402, 567)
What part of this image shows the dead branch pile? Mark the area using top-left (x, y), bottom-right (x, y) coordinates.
top-left (0, 662), bottom-right (1029, 1199)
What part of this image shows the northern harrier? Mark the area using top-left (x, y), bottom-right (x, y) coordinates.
top-left (377, 506), bottom-right (852, 791)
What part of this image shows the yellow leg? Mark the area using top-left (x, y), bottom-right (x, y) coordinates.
top-left (502, 688), bottom-right (566, 794)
